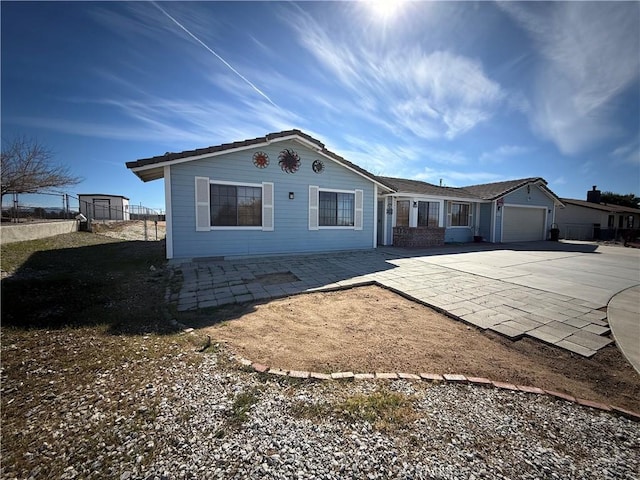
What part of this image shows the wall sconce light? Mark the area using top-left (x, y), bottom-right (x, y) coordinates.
top-left (548, 208), bottom-right (552, 214)
top-left (497, 205), bottom-right (502, 211)
top-left (413, 201), bottom-right (418, 208)
top-left (288, 192), bottom-right (294, 200)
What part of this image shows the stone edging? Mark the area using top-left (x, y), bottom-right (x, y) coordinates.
top-left (235, 358), bottom-right (640, 422)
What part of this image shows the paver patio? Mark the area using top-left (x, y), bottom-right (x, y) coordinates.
top-left (168, 241), bottom-right (640, 358)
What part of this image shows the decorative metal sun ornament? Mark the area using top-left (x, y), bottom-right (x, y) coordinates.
top-left (278, 149), bottom-right (301, 174)
top-left (252, 151), bottom-right (269, 169)
top-left (312, 159), bottom-right (325, 173)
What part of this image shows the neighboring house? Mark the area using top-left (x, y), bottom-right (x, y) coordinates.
top-left (378, 177), bottom-right (563, 245)
top-left (555, 187), bottom-right (640, 240)
top-left (126, 130), bottom-right (563, 259)
top-left (78, 194), bottom-right (130, 221)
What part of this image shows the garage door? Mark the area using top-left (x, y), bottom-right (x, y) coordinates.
top-left (502, 207), bottom-right (545, 242)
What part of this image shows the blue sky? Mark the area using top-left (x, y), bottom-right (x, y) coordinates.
top-left (2, 1), bottom-right (639, 211)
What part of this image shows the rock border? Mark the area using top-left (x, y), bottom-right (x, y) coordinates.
top-left (237, 357), bottom-right (640, 422)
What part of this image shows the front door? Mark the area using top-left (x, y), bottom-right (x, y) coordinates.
top-left (377, 200), bottom-right (384, 245)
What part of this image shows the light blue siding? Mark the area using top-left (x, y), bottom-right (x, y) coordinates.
top-left (502, 184), bottom-right (555, 239)
top-left (444, 227), bottom-right (473, 243)
top-left (444, 199), bottom-right (475, 243)
top-left (169, 141), bottom-right (376, 258)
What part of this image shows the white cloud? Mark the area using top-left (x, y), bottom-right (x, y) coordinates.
top-left (288, 8), bottom-right (506, 141)
top-left (11, 93), bottom-right (302, 151)
top-left (552, 176), bottom-right (567, 186)
top-left (500, 2), bottom-right (640, 155)
top-left (611, 141), bottom-right (640, 166)
top-left (479, 145), bottom-right (531, 164)
top-left (413, 168), bottom-right (505, 187)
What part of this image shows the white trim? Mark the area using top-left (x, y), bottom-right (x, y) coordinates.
top-left (209, 179), bottom-right (262, 188)
top-left (447, 201), bottom-right (472, 228)
top-left (208, 179), bottom-right (264, 229)
top-left (164, 166), bottom-right (173, 259)
top-left (212, 226), bottom-right (262, 231)
top-left (318, 226), bottom-right (357, 230)
top-left (415, 199), bottom-right (443, 228)
top-left (316, 188), bottom-right (358, 229)
top-left (318, 187), bottom-right (356, 194)
top-left (503, 203), bottom-right (549, 209)
top-left (501, 204), bottom-right (548, 242)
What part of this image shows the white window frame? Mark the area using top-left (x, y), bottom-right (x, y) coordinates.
top-left (208, 179), bottom-right (266, 231)
top-left (448, 201), bottom-right (472, 228)
top-left (317, 188), bottom-right (360, 230)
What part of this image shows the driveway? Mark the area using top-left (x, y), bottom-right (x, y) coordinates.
top-left (170, 241), bottom-right (640, 361)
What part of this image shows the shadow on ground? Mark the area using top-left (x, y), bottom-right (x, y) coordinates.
top-left (384, 240), bottom-right (601, 258)
top-left (1, 235), bottom-right (171, 334)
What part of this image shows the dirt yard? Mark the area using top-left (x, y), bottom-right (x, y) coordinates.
top-left (92, 220), bottom-right (166, 241)
top-left (205, 285), bottom-right (640, 412)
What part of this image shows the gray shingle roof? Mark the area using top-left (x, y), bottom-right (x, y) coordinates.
top-left (376, 176), bottom-right (476, 199)
top-left (561, 198), bottom-right (640, 214)
top-left (126, 129), bottom-right (392, 189)
top-left (462, 178), bottom-right (545, 200)
top-left (126, 130), bottom-right (561, 204)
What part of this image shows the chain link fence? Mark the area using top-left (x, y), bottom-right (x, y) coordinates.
top-left (2, 192), bottom-right (163, 221)
top-left (1, 191), bottom-right (165, 241)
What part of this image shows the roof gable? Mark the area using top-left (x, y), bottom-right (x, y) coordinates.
top-left (462, 178), bottom-right (543, 200)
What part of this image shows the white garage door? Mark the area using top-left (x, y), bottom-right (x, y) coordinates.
top-left (502, 207), bottom-right (545, 242)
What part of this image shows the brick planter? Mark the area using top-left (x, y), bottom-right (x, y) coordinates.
top-left (393, 226), bottom-right (445, 247)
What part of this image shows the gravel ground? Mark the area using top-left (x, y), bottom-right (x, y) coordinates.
top-left (4, 340), bottom-right (638, 480)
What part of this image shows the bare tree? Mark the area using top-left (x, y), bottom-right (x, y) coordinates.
top-left (1, 136), bottom-right (81, 199)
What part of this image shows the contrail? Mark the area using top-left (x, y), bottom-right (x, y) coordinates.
top-left (151, 1), bottom-right (278, 108)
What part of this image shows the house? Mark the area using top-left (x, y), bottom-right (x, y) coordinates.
top-left (126, 130), bottom-right (393, 259)
top-left (555, 186), bottom-right (640, 240)
top-left (126, 130), bottom-right (562, 259)
top-left (78, 194), bottom-right (130, 221)
top-left (377, 176), bottom-right (563, 245)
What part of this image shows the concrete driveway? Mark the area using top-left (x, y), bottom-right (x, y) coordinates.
top-left (171, 241), bottom-right (639, 362)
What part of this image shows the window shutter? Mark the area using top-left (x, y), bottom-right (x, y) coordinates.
top-left (354, 189), bottom-right (364, 230)
top-left (309, 185), bottom-right (319, 230)
top-left (446, 201), bottom-right (452, 227)
top-left (262, 182), bottom-right (274, 231)
top-left (468, 204), bottom-right (473, 228)
top-left (195, 176), bottom-right (210, 231)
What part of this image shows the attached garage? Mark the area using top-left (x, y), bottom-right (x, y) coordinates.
top-left (502, 206), bottom-right (546, 242)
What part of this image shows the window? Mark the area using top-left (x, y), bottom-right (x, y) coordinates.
top-left (627, 216), bottom-right (635, 229)
top-left (608, 215), bottom-right (615, 228)
top-left (396, 200), bottom-right (410, 227)
top-left (418, 201), bottom-right (439, 227)
top-left (210, 184), bottom-right (262, 227)
top-left (319, 191), bottom-right (354, 226)
top-left (450, 202), bottom-right (470, 227)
